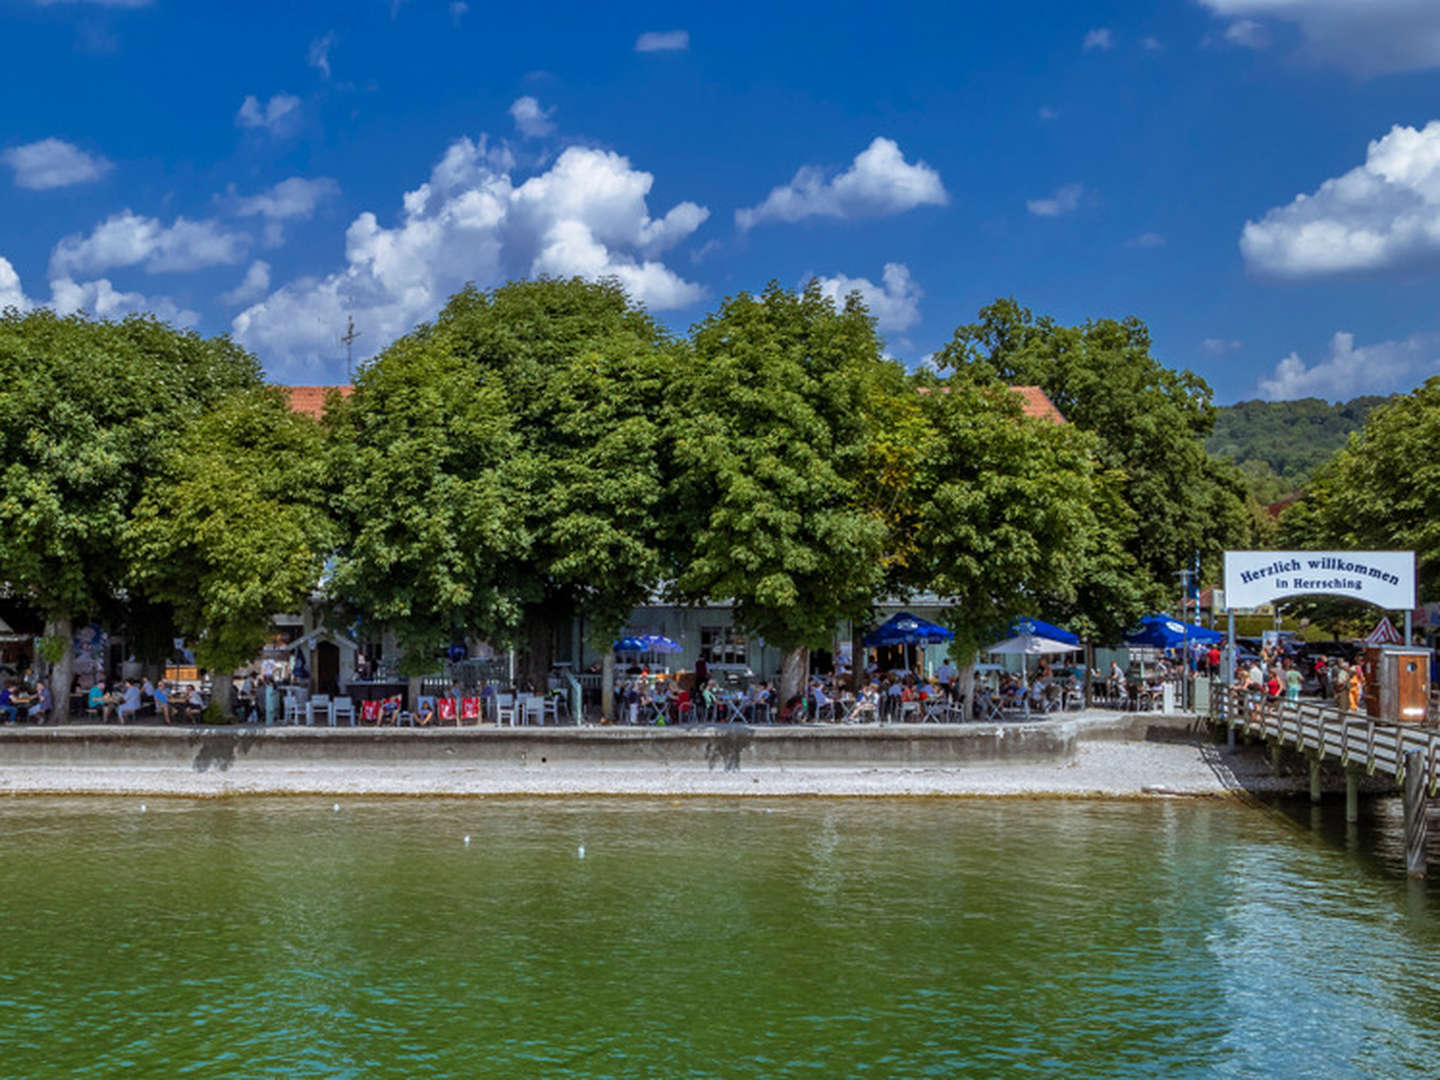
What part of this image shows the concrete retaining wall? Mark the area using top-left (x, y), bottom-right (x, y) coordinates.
top-left (0, 720), bottom-right (1084, 773)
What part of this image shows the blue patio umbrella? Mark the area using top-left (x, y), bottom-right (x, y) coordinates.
top-left (613, 634), bottom-right (683, 654)
top-left (1007, 617), bottom-right (1080, 646)
top-left (1125, 615), bottom-right (1223, 650)
top-left (863, 612), bottom-right (954, 647)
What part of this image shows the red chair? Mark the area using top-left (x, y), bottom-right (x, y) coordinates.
top-left (460, 697), bottom-right (481, 724)
top-left (360, 699), bottom-right (383, 725)
top-left (676, 689), bottom-right (694, 723)
top-left (436, 697), bottom-right (458, 724)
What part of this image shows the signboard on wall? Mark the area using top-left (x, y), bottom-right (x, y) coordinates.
top-left (1223, 550), bottom-right (1416, 611)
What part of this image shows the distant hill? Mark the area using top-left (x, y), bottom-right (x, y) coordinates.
top-left (1207, 396), bottom-right (1390, 503)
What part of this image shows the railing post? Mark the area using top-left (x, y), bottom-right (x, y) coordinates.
top-left (1404, 749), bottom-right (1427, 879)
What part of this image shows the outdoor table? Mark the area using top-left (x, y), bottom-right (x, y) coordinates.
top-left (720, 694), bottom-right (746, 723)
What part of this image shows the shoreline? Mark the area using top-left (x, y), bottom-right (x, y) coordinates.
top-left (0, 717), bottom-right (1324, 800)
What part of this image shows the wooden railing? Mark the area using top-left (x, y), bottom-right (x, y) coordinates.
top-left (1212, 686), bottom-right (1440, 793)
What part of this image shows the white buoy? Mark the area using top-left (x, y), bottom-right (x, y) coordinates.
top-left (333, 803), bottom-right (340, 812)
top-left (139, 804), bottom-right (147, 813)
top-left (578, 844), bottom-right (585, 859)
top-left (463, 835), bottom-right (471, 846)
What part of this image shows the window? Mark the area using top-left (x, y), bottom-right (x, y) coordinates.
top-left (701, 626), bottom-right (747, 666)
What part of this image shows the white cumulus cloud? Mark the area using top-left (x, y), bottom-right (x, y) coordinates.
top-left (0, 257), bottom-right (30, 310)
top-left (1256, 330), bottom-right (1440, 400)
top-left (736, 137), bottom-right (947, 229)
top-left (1198, 0), bottom-right (1440, 76)
top-left (1241, 121), bottom-right (1440, 277)
top-left (449, 1), bottom-right (467, 24)
top-left (1027, 183), bottom-right (1086, 217)
top-left (2, 138), bottom-right (112, 190)
top-left (236, 93), bottom-right (302, 136)
top-left (1083, 28), bottom-right (1114, 51)
top-left (50, 210), bottom-right (249, 277)
top-left (813, 262), bottom-right (922, 332)
top-left (220, 260), bottom-right (272, 306)
top-left (232, 135), bottom-right (709, 378)
top-left (48, 275), bottom-right (198, 326)
top-left (509, 96), bottom-right (555, 138)
top-left (635, 30), bottom-right (688, 52)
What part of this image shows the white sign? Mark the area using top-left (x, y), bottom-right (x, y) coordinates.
top-left (1223, 550), bottom-right (1415, 611)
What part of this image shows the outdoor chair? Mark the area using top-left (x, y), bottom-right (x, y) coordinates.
top-left (436, 697), bottom-right (458, 724)
top-left (542, 691), bottom-right (563, 725)
top-left (282, 689), bottom-right (307, 725)
top-left (495, 693), bottom-right (517, 726)
top-left (330, 697), bottom-right (356, 727)
top-left (522, 694), bottom-right (544, 726)
top-left (460, 697), bottom-right (482, 724)
top-left (360, 699), bottom-right (384, 725)
top-left (305, 694), bottom-right (331, 726)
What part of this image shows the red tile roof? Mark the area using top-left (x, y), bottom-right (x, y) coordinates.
top-left (914, 384), bottom-right (1066, 423)
top-left (283, 385), bottom-right (353, 419)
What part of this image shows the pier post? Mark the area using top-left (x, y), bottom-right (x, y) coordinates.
top-left (1226, 718), bottom-right (1235, 752)
top-left (1309, 754), bottom-right (1322, 804)
top-left (1403, 750), bottom-right (1427, 879)
top-left (1269, 740), bottom-right (1283, 777)
top-left (1345, 768), bottom-right (1359, 824)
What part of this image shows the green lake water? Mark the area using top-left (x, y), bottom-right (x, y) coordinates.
top-left (2, 795), bottom-right (1438, 1079)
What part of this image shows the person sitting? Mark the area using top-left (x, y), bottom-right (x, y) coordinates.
top-left (117, 678), bottom-right (142, 724)
top-left (0, 681), bottom-right (16, 724)
top-left (415, 698), bottom-right (436, 726)
top-left (88, 678), bottom-right (115, 723)
top-left (28, 680), bottom-right (51, 724)
top-left (184, 685), bottom-right (206, 722)
top-left (153, 679), bottom-right (172, 724)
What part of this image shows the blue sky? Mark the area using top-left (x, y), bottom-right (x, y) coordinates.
top-left (4, 0), bottom-right (1440, 403)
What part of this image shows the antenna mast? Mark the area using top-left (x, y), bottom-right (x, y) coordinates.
top-left (339, 315), bottom-right (362, 383)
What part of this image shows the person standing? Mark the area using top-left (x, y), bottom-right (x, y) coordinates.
top-left (1333, 661), bottom-right (1350, 710)
top-left (1285, 661), bottom-right (1302, 702)
top-left (1348, 664), bottom-right (1365, 713)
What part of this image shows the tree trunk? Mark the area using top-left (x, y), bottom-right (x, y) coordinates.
top-left (407, 675), bottom-right (424, 716)
top-left (958, 662), bottom-right (977, 721)
top-left (45, 614), bottom-right (74, 724)
top-left (850, 627), bottom-right (866, 693)
top-left (210, 671), bottom-right (234, 722)
top-left (1084, 643), bottom-right (1095, 709)
top-left (521, 607), bottom-right (555, 690)
top-left (779, 646), bottom-right (809, 709)
top-left (601, 650), bottom-right (615, 724)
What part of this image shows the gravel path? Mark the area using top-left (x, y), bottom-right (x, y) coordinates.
top-left (0, 739), bottom-right (1307, 799)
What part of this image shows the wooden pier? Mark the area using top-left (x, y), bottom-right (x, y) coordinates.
top-left (1210, 687), bottom-right (1438, 877)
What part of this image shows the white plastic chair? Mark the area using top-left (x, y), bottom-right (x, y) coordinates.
top-left (542, 692), bottom-right (562, 725)
top-left (330, 697), bottom-right (355, 727)
top-left (521, 694), bottom-right (544, 726)
top-left (495, 693), bottom-right (517, 726)
top-left (306, 694), bottom-right (331, 727)
top-left (283, 689), bottom-right (308, 726)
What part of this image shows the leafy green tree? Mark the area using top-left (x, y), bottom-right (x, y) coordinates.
top-left (423, 278), bottom-right (676, 687)
top-left (0, 309), bottom-right (259, 717)
top-left (667, 282), bottom-right (893, 702)
top-left (126, 386), bottom-right (337, 716)
top-left (329, 328), bottom-right (523, 695)
top-left (905, 378), bottom-right (1139, 701)
top-left (933, 299), bottom-right (1260, 610)
top-left (1281, 377), bottom-right (1440, 610)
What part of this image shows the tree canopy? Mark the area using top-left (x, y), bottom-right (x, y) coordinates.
top-left (932, 299), bottom-right (1261, 602)
top-left (126, 386), bottom-right (337, 706)
top-left (666, 282), bottom-right (893, 695)
top-left (1281, 377), bottom-right (1440, 604)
